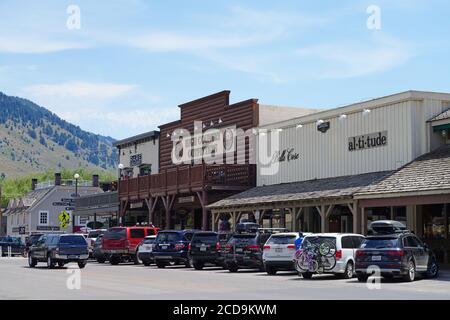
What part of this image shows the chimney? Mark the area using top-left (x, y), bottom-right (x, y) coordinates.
top-left (92, 174), bottom-right (99, 188)
top-left (54, 173), bottom-right (61, 186)
top-left (31, 179), bottom-right (38, 191)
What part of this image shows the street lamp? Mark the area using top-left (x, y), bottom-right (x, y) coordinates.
top-left (117, 164), bottom-right (124, 227)
top-left (73, 173), bottom-right (80, 233)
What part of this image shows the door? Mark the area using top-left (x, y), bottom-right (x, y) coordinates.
top-left (404, 236), bottom-right (427, 271)
top-left (410, 236), bottom-right (428, 271)
top-left (34, 235), bottom-right (47, 258)
top-left (340, 236), bottom-right (354, 261)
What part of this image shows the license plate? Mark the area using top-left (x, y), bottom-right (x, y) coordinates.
top-left (161, 245), bottom-right (168, 250)
top-left (236, 248), bottom-right (243, 253)
top-left (200, 247), bottom-right (207, 251)
top-left (275, 248), bottom-right (283, 253)
top-left (372, 255), bottom-right (382, 261)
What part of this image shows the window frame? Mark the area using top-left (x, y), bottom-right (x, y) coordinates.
top-left (38, 211), bottom-right (49, 226)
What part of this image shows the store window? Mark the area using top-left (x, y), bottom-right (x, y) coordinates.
top-left (39, 211), bottom-right (49, 225)
top-left (139, 164), bottom-right (152, 176)
top-left (423, 204), bottom-right (447, 240)
top-left (392, 207), bottom-right (407, 225)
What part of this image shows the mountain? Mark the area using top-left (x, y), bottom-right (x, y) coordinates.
top-left (0, 91), bottom-right (118, 179)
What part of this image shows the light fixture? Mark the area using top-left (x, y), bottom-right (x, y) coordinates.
top-left (202, 123), bottom-right (207, 129)
top-left (166, 133), bottom-right (171, 138)
top-left (317, 119), bottom-right (324, 125)
top-left (210, 120), bottom-right (214, 126)
top-left (339, 114), bottom-right (347, 120)
top-left (118, 163), bottom-right (124, 170)
top-left (442, 130), bottom-right (447, 138)
top-left (276, 128), bottom-right (283, 133)
top-left (296, 124), bottom-right (303, 129)
top-left (73, 173), bottom-right (80, 180)
top-left (363, 108), bottom-right (371, 115)
top-left (218, 118), bottom-right (223, 124)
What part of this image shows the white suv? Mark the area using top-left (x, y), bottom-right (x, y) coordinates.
top-left (262, 232), bottom-right (311, 275)
top-left (295, 233), bottom-right (365, 279)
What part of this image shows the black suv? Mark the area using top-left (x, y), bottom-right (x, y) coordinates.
top-left (28, 234), bottom-right (89, 269)
top-left (153, 230), bottom-right (198, 268)
top-left (0, 236), bottom-right (25, 256)
top-left (355, 220), bottom-right (439, 282)
top-left (224, 228), bottom-right (275, 272)
top-left (188, 232), bottom-right (224, 270)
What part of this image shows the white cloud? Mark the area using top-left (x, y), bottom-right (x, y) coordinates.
top-left (0, 36), bottom-right (88, 54)
top-left (23, 82), bottom-right (138, 99)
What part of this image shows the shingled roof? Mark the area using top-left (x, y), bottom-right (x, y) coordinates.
top-left (208, 171), bottom-right (392, 211)
top-left (356, 144), bottom-right (450, 197)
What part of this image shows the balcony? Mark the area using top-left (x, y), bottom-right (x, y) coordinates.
top-left (118, 164), bottom-right (255, 200)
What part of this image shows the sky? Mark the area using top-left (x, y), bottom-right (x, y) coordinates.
top-left (0, 0), bottom-right (449, 139)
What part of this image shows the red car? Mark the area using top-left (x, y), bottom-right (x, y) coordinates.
top-left (102, 226), bottom-right (159, 265)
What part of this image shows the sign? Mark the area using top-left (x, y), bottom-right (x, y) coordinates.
top-left (271, 148), bottom-right (300, 163)
top-left (53, 198), bottom-right (75, 207)
top-left (348, 131), bottom-right (388, 151)
top-left (130, 154), bottom-right (143, 167)
top-left (317, 121), bottom-right (330, 133)
top-left (36, 226), bottom-right (60, 231)
top-left (178, 196), bottom-right (195, 204)
top-left (130, 201), bottom-right (143, 209)
top-left (58, 210), bottom-right (71, 229)
top-left (19, 226), bottom-right (26, 235)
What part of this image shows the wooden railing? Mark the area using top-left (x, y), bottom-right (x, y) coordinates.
top-left (118, 164), bottom-right (254, 199)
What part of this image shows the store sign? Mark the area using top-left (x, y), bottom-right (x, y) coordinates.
top-left (348, 131), bottom-right (388, 151)
top-left (130, 154), bottom-right (143, 167)
top-left (36, 226), bottom-right (60, 231)
top-left (317, 121), bottom-right (330, 133)
top-left (178, 196), bottom-right (195, 204)
top-left (271, 148), bottom-right (300, 163)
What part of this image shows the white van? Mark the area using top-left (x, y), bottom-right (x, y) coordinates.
top-left (295, 233), bottom-right (365, 279)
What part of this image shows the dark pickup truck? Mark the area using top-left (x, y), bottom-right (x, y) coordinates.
top-left (28, 234), bottom-right (89, 269)
top-left (0, 236), bottom-right (25, 256)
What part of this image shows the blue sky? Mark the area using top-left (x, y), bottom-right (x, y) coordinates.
top-left (1, 0), bottom-right (449, 139)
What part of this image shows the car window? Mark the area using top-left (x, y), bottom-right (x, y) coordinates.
top-left (183, 233), bottom-right (194, 241)
top-left (404, 236), bottom-right (420, 248)
top-left (352, 236), bottom-right (364, 248)
top-left (192, 233), bottom-right (218, 243)
top-left (267, 235), bottom-right (296, 245)
top-left (59, 235), bottom-right (87, 245)
top-left (361, 238), bottom-right (399, 249)
top-left (104, 228), bottom-right (126, 240)
top-left (157, 232), bottom-right (181, 242)
top-left (230, 234), bottom-right (257, 245)
top-left (146, 228), bottom-right (156, 236)
top-left (143, 238), bottom-right (155, 244)
top-left (130, 229), bottom-right (145, 239)
top-left (341, 236), bottom-right (353, 249)
top-left (301, 236), bottom-right (336, 249)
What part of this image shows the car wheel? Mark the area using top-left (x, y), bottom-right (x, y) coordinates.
top-left (156, 261), bottom-right (166, 268)
top-left (58, 261), bottom-right (65, 268)
top-left (228, 264), bottom-right (239, 273)
top-left (426, 258), bottom-right (439, 279)
top-left (341, 261), bottom-right (354, 279)
top-left (143, 261), bottom-right (151, 266)
top-left (193, 262), bottom-right (204, 270)
top-left (133, 253), bottom-right (140, 265)
top-left (266, 266), bottom-right (277, 275)
top-left (403, 260), bottom-right (416, 282)
top-left (78, 261), bottom-right (87, 269)
top-left (47, 254), bottom-right (55, 269)
top-left (28, 254), bottom-right (37, 268)
top-left (357, 274), bottom-right (369, 282)
top-left (110, 256), bottom-right (120, 265)
top-left (96, 257), bottom-right (106, 264)
top-left (302, 272), bottom-right (313, 279)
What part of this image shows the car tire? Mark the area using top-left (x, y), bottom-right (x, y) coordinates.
top-left (302, 272), bottom-right (313, 279)
top-left (228, 264), bottom-right (239, 273)
top-left (133, 254), bottom-right (140, 265)
top-left (78, 261), bottom-right (87, 269)
top-left (193, 262), bottom-right (204, 270)
top-left (266, 266), bottom-right (277, 275)
top-left (403, 260), bottom-right (416, 282)
top-left (58, 261), bottom-right (65, 268)
top-left (96, 257), bottom-right (106, 264)
top-left (357, 274), bottom-right (369, 282)
top-left (426, 258), bottom-right (439, 279)
top-left (28, 255), bottom-right (37, 268)
top-left (341, 261), bottom-right (354, 279)
top-left (143, 261), bottom-right (151, 266)
top-left (110, 256), bottom-right (120, 265)
top-left (156, 261), bottom-right (166, 268)
top-left (47, 254), bottom-right (55, 269)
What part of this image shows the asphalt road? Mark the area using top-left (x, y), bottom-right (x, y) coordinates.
top-left (0, 257), bottom-right (449, 300)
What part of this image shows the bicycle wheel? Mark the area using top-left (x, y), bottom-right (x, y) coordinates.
top-left (295, 251), bottom-right (310, 272)
top-left (322, 255), bottom-right (337, 271)
top-left (319, 241), bottom-right (336, 257)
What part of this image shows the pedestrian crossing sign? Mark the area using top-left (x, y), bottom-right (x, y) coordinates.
top-left (58, 210), bottom-right (71, 229)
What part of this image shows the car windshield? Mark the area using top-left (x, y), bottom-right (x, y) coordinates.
top-left (59, 235), bottom-right (87, 245)
top-left (157, 232), bottom-right (181, 242)
top-left (229, 234), bottom-right (257, 245)
top-left (361, 238), bottom-right (399, 249)
top-left (143, 238), bottom-right (155, 244)
top-left (104, 228), bottom-right (126, 240)
top-left (192, 233), bottom-right (218, 243)
top-left (301, 236), bottom-right (336, 249)
top-left (0, 237), bottom-right (22, 244)
top-left (88, 230), bottom-right (105, 238)
top-left (267, 235), bottom-right (296, 245)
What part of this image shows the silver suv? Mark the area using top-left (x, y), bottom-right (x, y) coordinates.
top-left (295, 233), bottom-right (365, 279)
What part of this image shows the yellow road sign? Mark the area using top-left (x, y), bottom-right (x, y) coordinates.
top-left (58, 210), bottom-right (71, 229)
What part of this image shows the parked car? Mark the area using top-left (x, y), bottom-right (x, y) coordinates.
top-left (262, 232), bottom-right (310, 275)
top-left (216, 233), bottom-right (233, 268)
top-left (188, 231), bottom-right (224, 270)
top-left (355, 221), bottom-right (439, 282)
top-left (224, 228), bottom-right (280, 272)
top-left (295, 233), bottom-right (365, 279)
top-left (87, 229), bottom-right (107, 257)
top-left (28, 234), bottom-right (89, 269)
top-left (92, 234), bottom-right (108, 263)
top-left (102, 226), bottom-right (159, 265)
top-left (0, 236), bottom-right (25, 256)
top-left (137, 235), bottom-right (157, 266)
top-left (25, 234), bottom-right (44, 254)
top-left (153, 229), bottom-right (198, 268)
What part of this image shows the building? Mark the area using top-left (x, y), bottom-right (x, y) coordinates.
top-left (118, 90), bottom-right (316, 230)
top-left (208, 90), bottom-right (450, 263)
top-left (4, 173), bottom-right (103, 241)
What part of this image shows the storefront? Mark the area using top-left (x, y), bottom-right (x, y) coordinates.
top-left (209, 91), bottom-right (450, 250)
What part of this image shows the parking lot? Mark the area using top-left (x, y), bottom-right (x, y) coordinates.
top-left (0, 257), bottom-right (449, 300)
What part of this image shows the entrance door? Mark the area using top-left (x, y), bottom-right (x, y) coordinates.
top-left (329, 216), bottom-right (340, 233)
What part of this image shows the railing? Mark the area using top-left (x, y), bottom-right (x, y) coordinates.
top-left (74, 191), bottom-right (119, 210)
top-left (118, 164), bottom-right (254, 199)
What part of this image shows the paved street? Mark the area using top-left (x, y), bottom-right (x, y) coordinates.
top-left (0, 257), bottom-right (449, 300)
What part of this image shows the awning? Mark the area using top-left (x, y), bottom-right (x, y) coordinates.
top-left (208, 171), bottom-right (392, 212)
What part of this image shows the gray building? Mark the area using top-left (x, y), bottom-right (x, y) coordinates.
top-left (4, 173), bottom-right (102, 241)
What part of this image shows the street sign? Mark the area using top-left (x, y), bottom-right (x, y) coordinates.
top-left (58, 210), bottom-right (71, 229)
